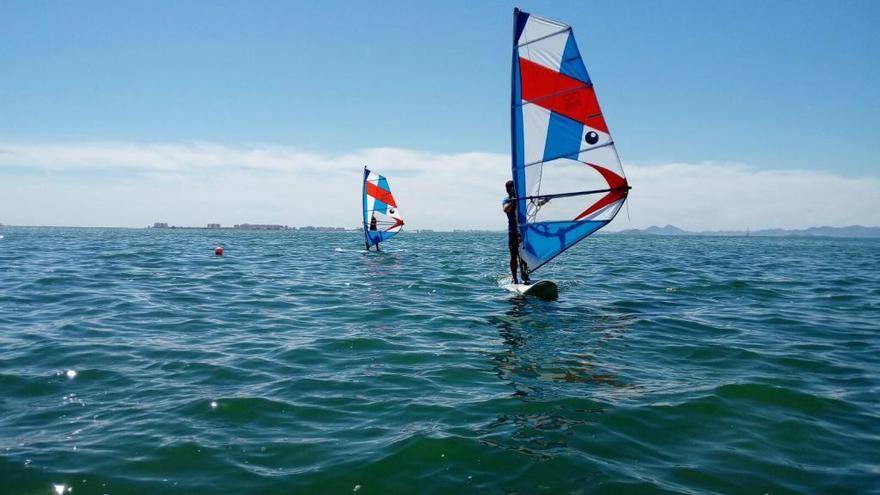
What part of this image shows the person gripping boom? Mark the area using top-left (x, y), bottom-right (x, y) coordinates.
top-left (367, 213), bottom-right (380, 251)
top-left (502, 180), bottom-right (530, 285)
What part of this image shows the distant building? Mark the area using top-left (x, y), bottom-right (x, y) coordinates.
top-left (153, 222), bottom-right (169, 228)
top-left (207, 223), bottom-right (221, 229)
top-left (298, 226), bottom-right (345, 231)
top-left (233, 223), bottom-right (288, 230)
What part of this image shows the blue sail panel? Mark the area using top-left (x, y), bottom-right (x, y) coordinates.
top-left (520, 220), bottom-right (606, 271)
top-left (560, 33), bottom-right (591, 85)
top-left (543, 112), bottom-right (584, 162)
top-left (377, 176), bottom-right (390, 192)
top-left (367, 230), bottom-right (398, 245)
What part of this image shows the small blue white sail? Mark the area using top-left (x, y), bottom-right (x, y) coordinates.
top-left (362, 167), bottom-right (404, 248)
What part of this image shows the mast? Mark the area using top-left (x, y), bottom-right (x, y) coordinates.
top-left (362, 166), bottom-right (370, 249)
top-left (510, 8), bottom-right (529, 275)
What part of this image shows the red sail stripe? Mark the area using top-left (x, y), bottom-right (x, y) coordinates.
top-left (574, 164), bottom-right (628, 221)
top-left (386, 217), bottom-right (405, 231)
top-left (519, 57), bottom-right (608, 133)
top-left (366, 182), bottom-right (397, 208)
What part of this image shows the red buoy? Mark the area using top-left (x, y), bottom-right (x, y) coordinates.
top-left (215, 246), bottom-right (224, 256)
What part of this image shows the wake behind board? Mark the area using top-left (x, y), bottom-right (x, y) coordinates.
top-left (506, 280), bottom-right (558, 300)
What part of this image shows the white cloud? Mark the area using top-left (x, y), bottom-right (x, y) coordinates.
top-left (624, 162), bottom-right (880, 231)
top-left (1, 142), bottom-right (878, 230)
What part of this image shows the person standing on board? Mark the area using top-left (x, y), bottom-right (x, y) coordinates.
top-left (503, 180), bottom-right (529, 284)
top-left (368, 213), bottom-right (380, 252)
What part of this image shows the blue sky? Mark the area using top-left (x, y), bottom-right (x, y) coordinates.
top-left (1, 0), bottom-right (878, 229)
top-left (3, 0), bottom-right (878, 172)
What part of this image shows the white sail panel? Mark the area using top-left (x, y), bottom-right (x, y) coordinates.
top-left (518, 29), bottom-right (569, 72)
top-left (522, 103), bottom-right (551, 167)
top-left (516, 14), bottom-right (568, 46)
top-left (578, 144), bottom-right (625, 179)
top-left (529, 156), bottom-right (610, 197)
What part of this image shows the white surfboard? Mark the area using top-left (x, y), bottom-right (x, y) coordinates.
top-left (505, 280), bottom-right (558, 300)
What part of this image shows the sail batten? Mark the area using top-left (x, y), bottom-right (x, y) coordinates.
top-left (511, 9), bottom-right (629, 275)
top-left (515, 27), bottom-right (571, 48)
top-left (523, 141), bottom-right (616, 168)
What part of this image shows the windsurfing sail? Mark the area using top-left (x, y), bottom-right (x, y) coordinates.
top-left (362, 166), bottom-right (404, 248)
top-left (511, 8), bottom-right (630, 275)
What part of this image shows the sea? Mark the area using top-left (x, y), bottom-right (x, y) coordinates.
top-left (1, 227), bottom-right (878, 494)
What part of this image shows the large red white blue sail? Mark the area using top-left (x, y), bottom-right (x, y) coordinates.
top-left (511, 8), bottom-right (630, 274)
top-left (362, 167), bottom-right (404, 247)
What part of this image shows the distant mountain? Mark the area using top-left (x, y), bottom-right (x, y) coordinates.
top-left (756, 225), bottom-right (880, 238)
top-left (615, 224), bottom-right (690, 236)
top-left (612, 225), bottom-right (880, 238)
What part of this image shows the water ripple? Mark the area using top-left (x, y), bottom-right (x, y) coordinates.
top-left (1, 228), bottom-right (878, 494)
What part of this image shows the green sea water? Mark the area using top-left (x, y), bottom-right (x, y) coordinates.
top-left (1, 227), bottom-right (878, 494)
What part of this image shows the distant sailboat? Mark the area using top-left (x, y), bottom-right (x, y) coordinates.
top-left (362, 166), bottom-right (404, 250)
top-left (507, 8), bottom-right (631, 298)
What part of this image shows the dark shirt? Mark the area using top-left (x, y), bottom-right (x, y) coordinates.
top-left (503, 197), bottom-right (517, 240)
top-left (369, 217), bottom-right (377, 231)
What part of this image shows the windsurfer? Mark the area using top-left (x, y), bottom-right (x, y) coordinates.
top-left (369, 213), bottom-right (380, 251)
top-left (503, 180), bottom-right (530, 285)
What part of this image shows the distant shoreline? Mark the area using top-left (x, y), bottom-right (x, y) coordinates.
top-left (2, 224), bottom-right (879, 239)
top-left (609, 224), bottom-right (880, 239)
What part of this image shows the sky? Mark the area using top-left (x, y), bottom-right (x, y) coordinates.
top-left (1, 0), bottom-right (878, 230)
